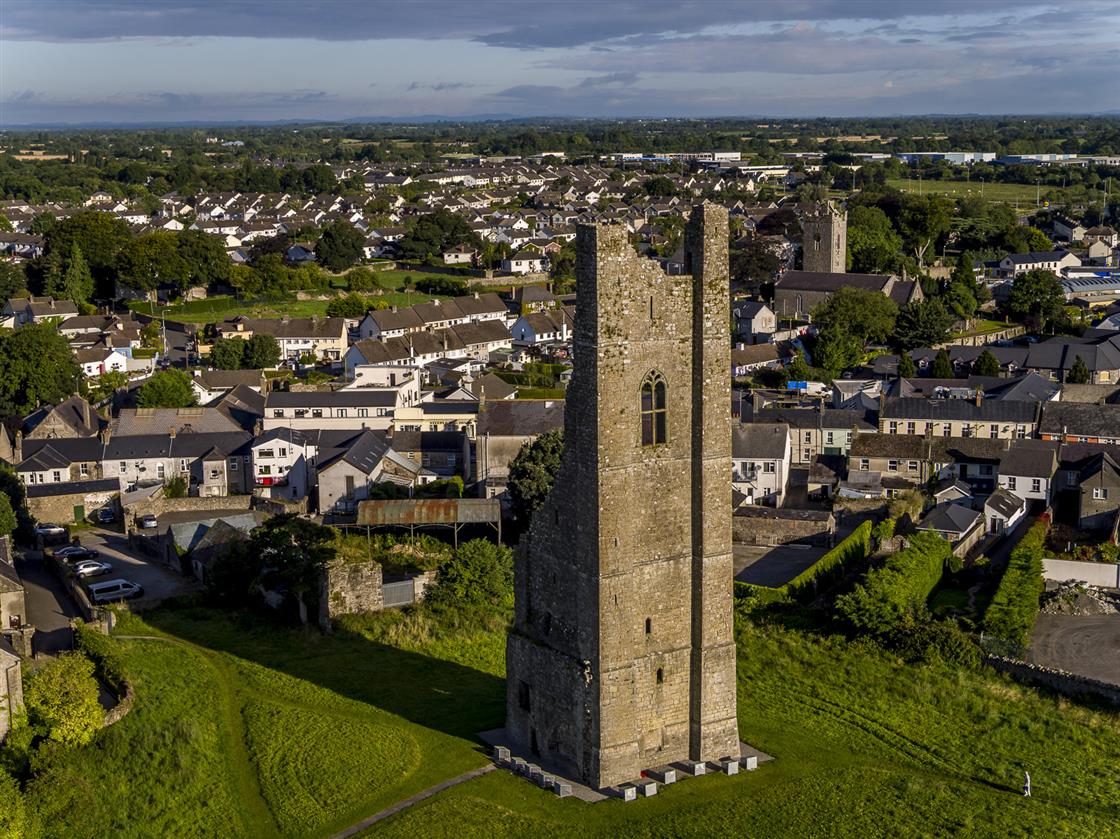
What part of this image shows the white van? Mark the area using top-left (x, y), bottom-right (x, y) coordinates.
top-left (87, 579), bottom-right (144, 603)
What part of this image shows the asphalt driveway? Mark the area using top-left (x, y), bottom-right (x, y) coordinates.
top-left (73, 528), bottom-right (197, 603)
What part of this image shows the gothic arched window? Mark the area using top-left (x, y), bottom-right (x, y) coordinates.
top-left (640, 372), bottom-right (667, 446)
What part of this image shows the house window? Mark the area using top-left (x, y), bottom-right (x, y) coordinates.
top-left (803, 431), bottom-right (812, 444)
top-left (311, 409), bottom-right (323, 418)
top-left (888, 460), bottom-right (898, 472)
top-left (803, 448), bottom-right (811, 461)
top-left (258, 449), bottom-right (274, 459)
top-left (294, 409), bottom-right (308, 418)
top-left (1093, 487), bottom-right (1109, 500)
top-left (888, 421), bottom-right (898, 434)
top-left (279, 448), bottom-right (287, 458)
top-left (640, 371), bottom-right (667, 446)
top-left (229, 458), bottom-right (238, 471)
top-left (962, 425), bottom-right (973, 438)
top-left (157, 463), bottom-right (166, 479)
top-left (180, 458), bottom-right (189, 472)
top-left (908, 461), bottom-right (919, 472)
top-left (990, 425), bottom-right (999, 439)
top-left (980, 465), bottom-right (993, 476)
top-left (826, 431), bottom-right (834, 445)
top-left (79, 463), bottom-right (89, 477)
top-left (259, 465), bottom-right (272, 476)
top-left (209, 469), bottom-right (220, 480)
top-left (1031, 478), bottom-right (1041, 493)
top-left (273, 410), bottom-right (285, 418)
top-left (52, 470), bottom-right (61, 483)
top-left (764, 462), bottom-right (775, 473)
top-left (943, 424), bottom-right (951, 437)
top-left (1015, 425), bottom-right (1027, 439)
top-left (859, 458), bottom-right (869, 471)
top-left (377, 408), bottom-right (388, 417)
top-left (337, 409), bottom-right (347, 418)
top-left (1007, 477), bottom-right (1017, 490)
top-left (1068, 472), bottom-right (1078, 486)
top-left (358, 409), bottom-right (369, 418)
top-left (906, 422), bottom-right (915, 435)
top-left (120, 461), bottom-right (128, 473)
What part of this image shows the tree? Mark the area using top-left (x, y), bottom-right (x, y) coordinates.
top-left (23, 652), bottom-right (103, 747)
top-left (136, 369), bottom-right (198, 408)
top-left (973, 350), bottom-right (1001, 377)
top-left (897, 352), bottom-right (916, 378)
top-left (116, 231), bottom-right (188, 293)
top-left (1005, 269), bottom-right (1065, 331)
top-left (242, 333), bottom-right (281, 369)
top-left (252, 515), bottom-right (336, 623)
top-left (315, 220), bottom-right (366, 272)
top-left (814, 330), bottom-right (864, 375)
top-left (786, 349), bottom-right (811, 382)
top-left (897, 195), bottom-right (952, 269)
top-left (398, 209), bottom-right (480, 262)
top-left (0, 493), bottom-right (16, 539)
top-left (44, 211), bottom-right (131, 289)
top-left (176, 229), bottom-right (231, 289)
top-left (894, 298), bottom-right (954, 351)
top-left (425, 539), bottom-right (513, 612)
top-left (0, 323), bottom-right (80, 415)
top-left (1067, 355), bottom-right (1090, 384)
top-left (1025, 227), bottom-right (1053, 252)
top-left (508, 429), bottom-right (564, 523)
top-left (209, 338), bottom-right (246, 370)
top-left (0, 261), bottom-right (27, 300)
top-left (730, 236), bottom-right (781, 292)
top-left (86, 369), bottom-right (128, 402)
top-left (326, 293), bottom-right (374, 318)
top-left (49, 244), bottom-right (94, 305)
top-left (846, 205), bottom-right (902, 274)
top-left (812, 287), bottom-right (898, 347)
top-left (931, 349), bottom-right (955, 379)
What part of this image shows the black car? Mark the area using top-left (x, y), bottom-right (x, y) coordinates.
top-left (97, 508), bottom-right (117, 524)
top-left (56, 547), bottom-right (100, 563)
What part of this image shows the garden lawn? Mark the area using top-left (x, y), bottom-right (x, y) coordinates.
top-left (16, 608), bottom-right (1120, 838)
top-left (886, 178), bottom-right (1065, 205)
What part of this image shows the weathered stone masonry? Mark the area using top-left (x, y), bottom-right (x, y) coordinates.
top-left (505, 204), bottom-right (740, 790)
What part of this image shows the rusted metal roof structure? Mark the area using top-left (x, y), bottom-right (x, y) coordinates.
top-left (353, 498), bottom-right (502, 545)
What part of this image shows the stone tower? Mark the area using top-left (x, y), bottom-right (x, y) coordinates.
top-left (801, 201), bottom-right (847, 274)
top-left (505, 203), bottom-right (740, 790)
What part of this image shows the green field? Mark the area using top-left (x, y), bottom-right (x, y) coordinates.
top-left (12, 606), bottom-right (1119, 838)
top-left (126, 290), bottom-right (439, 324)
top-left (886, 178), bottom-right (1060, 205)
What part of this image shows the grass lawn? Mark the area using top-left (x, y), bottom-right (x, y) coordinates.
top-left (950, 318), bottom-right (1015, 339)
top-left (14, 603), bottom-right (1120, 838)
top-left (886, 178), bottom-right (1063, 205)
top-left (126, 290), bottom-right (439, 324)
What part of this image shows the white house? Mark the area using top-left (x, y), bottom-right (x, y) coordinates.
top-left (732, 422), bottom-right (791, 507)
top-left (501, 250), bottom-right (548, 274)
top-left (732, 300), bottom-right (777, 343)
top-left (251, 428), bottom-right (315, 501)
top-left (997, 441), bottom-right (1057, 504)
top-left (510, 309), bottom-right (573, 345)
top-left (998, 250), bottom-right (1080, 278)
top-left (984, 487), bottom-right (1027, 534)
top-left (75, 348), bottom-right (129, 378)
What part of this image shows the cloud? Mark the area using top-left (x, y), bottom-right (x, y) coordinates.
top-left (406, 82), bottom-right (474, 92)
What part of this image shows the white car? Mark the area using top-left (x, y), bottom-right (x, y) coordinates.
top-left (87, 579), bottom-right (144, 603)
top-left (73, 559), bottom-right (113, 578)
top-left (137, 515), bottom-right (159, 529)
top-left (35, 523), bottom-right (67, 538)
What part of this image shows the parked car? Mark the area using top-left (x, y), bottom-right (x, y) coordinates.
top-left (86, 579), bottom-right (144, 603)
top-left (137, 514), bottom-right (159, 529)
top-left (54, 546), bottom-right (100, 562)
top-left (72, 560), bottom-right (113, 578)
top-left (96, 508), bottom-right (117, 524)
top-left (34, 523), bottom-right (67, 538)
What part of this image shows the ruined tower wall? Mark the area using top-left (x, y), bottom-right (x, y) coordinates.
top-left (801, 202), bottom-right (847, 274)
top-left (506, 205), bottom-right (739, 790)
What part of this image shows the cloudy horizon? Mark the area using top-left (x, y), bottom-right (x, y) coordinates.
top-left (3, 1), bottom-right (1120, 125)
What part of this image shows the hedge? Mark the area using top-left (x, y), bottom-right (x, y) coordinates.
top-left (734, 521), bottom-right (873, 606)
top-left (982, 518), bottom-right (1048, 645)
top-left (835, 531), bottom-right (956, 634)
top-left (74, 620), bottom-right (128, 696)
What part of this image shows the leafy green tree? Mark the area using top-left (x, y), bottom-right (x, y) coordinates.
top-left (326, 293), bottom-right (374, 318)
top-left (86, 370), bottom-right (128, 402)
top-left (398, 209), bottom-right (480, 262)
top-left (139, 321), bottom-right (162, 349)
top-left (730, 236), bottom-right (781, 292)
top-left (23, 652), bottom-right (103, 747)
top-left (897, 195), bottom-right (952, 269)
top-left (300, 164), bottom-right (336, 194)
top-left (345, 267), bottom-right (379, 291)
top-left (812, 287), bottom-right (898, 348)
top-left (176, 229), bottom-right (231, 289)
top-left (425, 539), bottom-right (513, 611)
top-left (49, 244), bottom-right (94, 305)
top-left (164, 475), bottom-right (187, 498)
top-left (973, 350), bottom-right (1001, 377)
top-left (0, 465), bottom-right (35, 543)
top-left (0, 260), bottom-right (28, 300)
top-left (242, 333), bottom-right (281, 369)
top-left (136, 369), bottom-right (198, 408)
top-left (44, 211), bottom-right (131, 289)
top-left (0, 493), bottom-right (16, 539)
top-left (1025, 227), bottom-right (1053, 252)
top-left (315, 220), bottom-right (366, 272)
top-left (0, 770), bottom-right (27, 839)
top-left (209, 338), bottom-right (246, 370)
top-left (0, 323), bottom-right (80, 415)
top-left (508, 429), bottom-right (564, 523)
top-left (894, 298), bottom-right (954, 350)
top-left (897, 352), bottom-right (916, 378)
top-left (786, 349), bottom-right (812, 382)
top-left (931, 349), bottom-right (955, 379)
top-left (846, 205), bottom-right (902, 273)
top-left (1005, 269), bottom-right (1065, 330)
top-left (1067, 355), bottom-right (1090, 384)
top-left (814, 330), bottom-right (864, 375)
top-left (116, 231), bottom-right (188, 292)
top-left (253, 515), bottom-right (336, 623)
top-left (0, 215), bottom-right (12, 232)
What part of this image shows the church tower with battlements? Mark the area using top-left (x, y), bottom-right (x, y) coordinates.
top-left (801, 201), bottom-right (847, 274)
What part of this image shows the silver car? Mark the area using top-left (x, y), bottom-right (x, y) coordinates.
top-left (73, 559), bottom-right (113, 578)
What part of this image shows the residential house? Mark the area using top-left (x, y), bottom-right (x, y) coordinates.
top-left (390, 430), bottom-right (467, 479)
top-left (215, 316), bottom-right (347, 362)
top-left (731, 343), bottom-right (782, 377)
top-left (732, 300), bottom-right (776, 344)
top-left (996, 440), bottom-right (1058, 503)
top-left (443, 244), bottom-right (478, 265)
top-left (731, 422), bottom-right (790, 506)
top-left (2, 296), bottom-right (79, 327)
top-left (473, 399), bottom-right (564, 501)
top-left (75, 347), bottom-right (129, 378)
top-left (916, 503), bottom-right (985, 556)
top-left (1052, 218), bottom-right (1087, 242)
top-left (984, 487), bottom-right (1027, 534)
top-left (357, 293), bottom-right (507, 340)
top-left (1076, 452), bottom-right (1120, 530)
top-left (251, 427), bottom-right (314, 501)
top-left (190, 369), bottom-right (266, 405)
top-left (998, 250), bottom-right (1080, 278)
top-left (752, 406), bottom-right (877, 465)
top-left (510, 308), bottom-right (574, 346)
top-left (263, 390), bottom-right (398, 431)
top-left (847, 433), bottom-right (1006, 496)
top-left (501, 250), bottom-right (548, 274)
top-left (24, 395), bottom-right (103, 440)
top-left (315, 430), bottom-right (421, 515)
top-left (879, 396), bottom-right (1039, 440)
top-left (1039, 402), bottom-right (1120, 444)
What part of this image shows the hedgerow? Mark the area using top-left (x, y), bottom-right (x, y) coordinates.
top-left (982, 518), bottom-right (1048, 645)
top-left (835, 531), bottom-right (957, 634)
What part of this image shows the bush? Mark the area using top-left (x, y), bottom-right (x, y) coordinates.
top-left (982, 519), bottom-right (1048, 645)
top-left (835, 532), bottom-right (956, 635)
top-left (881, 615), bottom-right (983, 669)
top-left (872, 518), bottom-right (896, 543)
top-left (0, 769), bottom-right (27, 839)
top-left (23, 652), bottom-right (104, 748)
top-left (164, 475), bottom-right (187, 499)
top-left (74, 621), bottom-right (128, 696)
top-left (414, 277), bottom-right (467, 296)
top-left (785, 521), bottom-right (873, 602)
top-left (425, 539), bottom-right (512, 612)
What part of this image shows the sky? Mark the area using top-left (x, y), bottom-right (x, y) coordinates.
top-left (3, 0), bottom-right (1120, 125)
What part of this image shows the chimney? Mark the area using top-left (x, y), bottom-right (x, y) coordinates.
top-left (974, 389), bottom-right (983, 407)
top-left (81, 397), bottom-right (91, 429)
top-left (100, 426), bottom-right (111, 445)
top-left (14, 431), bottom-right (22, 465)
top-left (168, 426), bottom-right (177, 438)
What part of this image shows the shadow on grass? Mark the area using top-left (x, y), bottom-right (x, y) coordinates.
top-left (141, 606), bottom-right (507, 746)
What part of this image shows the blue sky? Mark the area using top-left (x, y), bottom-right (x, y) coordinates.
top-left (3, 1), bottom-right (1120, 124)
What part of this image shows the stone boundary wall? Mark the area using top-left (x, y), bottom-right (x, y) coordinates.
top-left (733, 508), bottom-right (835, 547)
top-left (103, 681), bottom-right (135, 728)
top-left (933, 325), bottom-right (1026, 349)
top-left (319, 559), bottom-right (383, 630)
top-left (252, 495), bottom-right (309, 516)
top-left (987, 655), bottom-right (1120, 707)
top-left (126, 494), bottom-right (254, 518)
top-left (1042, 558), bottom-right (1119, 588)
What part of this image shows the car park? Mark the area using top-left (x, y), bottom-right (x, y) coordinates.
top-left (86, 579), bottom-right (144, 603)
top-left (137, 514), bottom-right (159, 529)
top-left (73, 559), bottom-right (113, 578)
top-left (35, 523), bottom-right (67, 538)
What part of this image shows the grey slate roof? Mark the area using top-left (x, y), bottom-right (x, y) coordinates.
top-left (775, 270), bottom-right (892, 293)
top-left (986, 487), bottom-right (1026, 519)
top-left (881, 397), bottom-right (1037, 423)
top-left (732, 423), bottom-right (789, 459)
top-left (1039, 403), bottom-right (1120, 437)
top-left (477, 399), bottom-right (564, 437)
top-left (919, 502), bottom-right (982, 536)
top-left (265, 390), bottom-right (397, 409)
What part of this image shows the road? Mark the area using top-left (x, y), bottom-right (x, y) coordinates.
top-left (1028, 614), bottom-right (1120, 686)
top-left (14, 550), bottom-right (80, 655)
